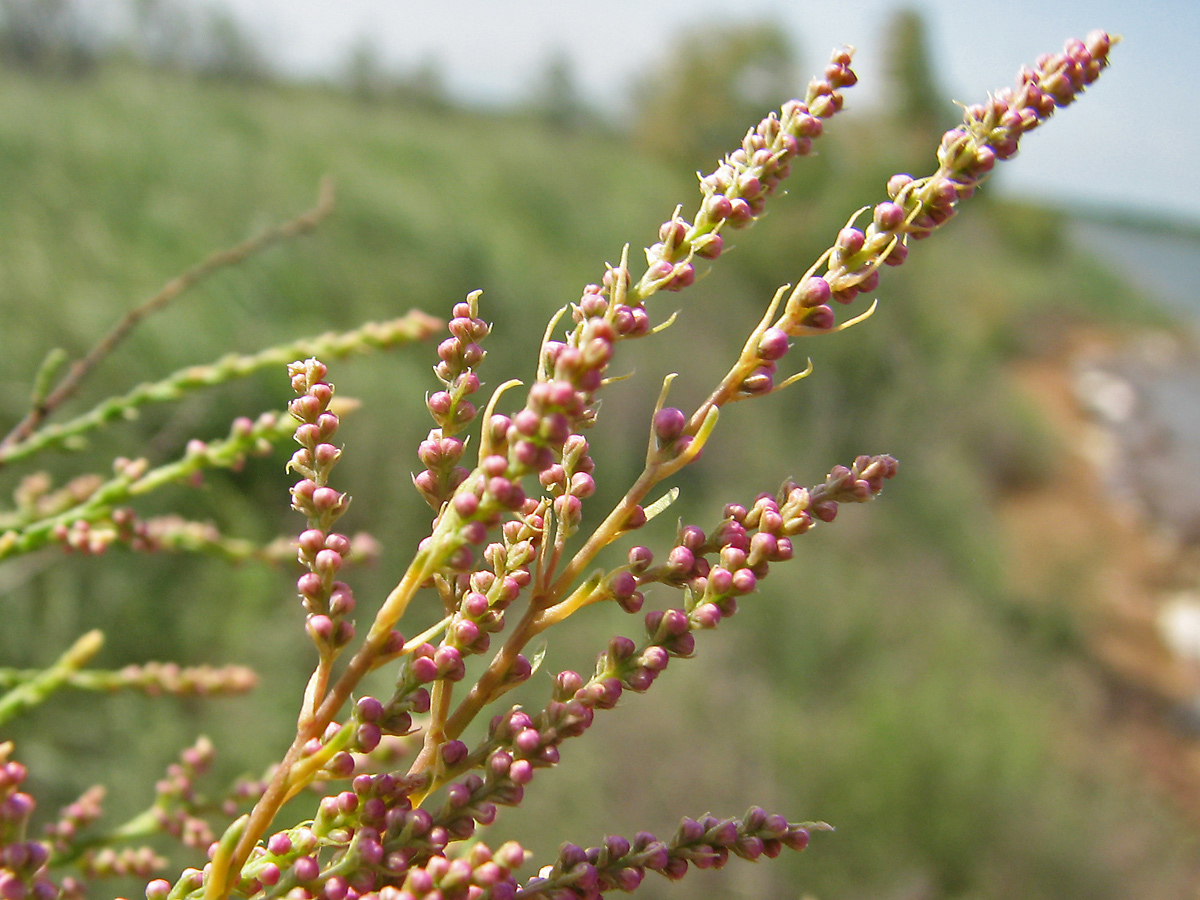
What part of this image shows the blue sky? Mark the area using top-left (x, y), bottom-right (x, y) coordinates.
top-left (210, 0), bottom-right (1199, 225)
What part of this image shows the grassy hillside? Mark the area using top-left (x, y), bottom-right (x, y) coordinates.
top-left (0, 64), bottom-right (1194, 899)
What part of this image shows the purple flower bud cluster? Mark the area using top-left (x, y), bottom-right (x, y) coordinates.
top-left (805, 454), bottom-right (901, 514)
top-left (381, 839), bottom-right (527, 900)
top-left (423, 700), bottom-right (595, 850)
top-left (955, 30), bottom-right (1111, 165)
top-left (213, 769), bottom-right (523, 900)
top-left (893, 31), bottom-right (1112, 241)
top-left (503, 318), bottom-right (613, 479)
top-left (350, 656), bottom-right (438, 759)
top-left (51, 502), bottom-right (249, 559)
top-left (415, 294), bottom-right (490, 511)
top-left (42, 786), bottom-right (105, 854)
top-left (774, 32), bottom-right (1114, 339)
top-left (517, 807), bottom-right (821, 899)
top-left (46, 446), bottom-right (363, 559)
top-left (423, 455), bottom-right (537, 578)
top-left (12, 471), bottom-right (102, 523)
top-left (288, 360), bottom-right (349, 529)
top-left (568, 455), bottom-right (897, 699)
top-left (0, 744), bottom-right (58, 900)
top-left (178, 413), bottom-right (282, 476)
top-left (429, 293), bottom-right (489, 435)
top-left (777, 202), bottom-right (906, 335)
top-left (636, 47), bottom-right (857, 299)
top-left (1, 753), bottom-right (167, 900)
top-left (441, 582), bottom-right (520, 673)
top-left (419, 283), bottom-right (625, 585)
top-left (650, 406), bottom-right (699, 462)
top-left (288, 359), bottom-right (359, 655)
top-left (51, 515), bottom-right (129, 556)
top-left (414, 433), bottom-right (470, 513)
top-left (219, 775), bottom-right (271, 820)
top-left (108, 661), bottom-right (258, 697)
top-left (77, 846), bottom-right (165, 881)
top-left (151, 737), bottom-right (219, 852)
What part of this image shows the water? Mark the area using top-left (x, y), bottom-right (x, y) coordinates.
top-left (1071, 219), bottom-right (1200, 321)
top-left (1069, 218), bottom-right (1200, 542)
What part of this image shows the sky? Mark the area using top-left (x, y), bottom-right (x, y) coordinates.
top-left (204, 0), bottom-right (1198, 225)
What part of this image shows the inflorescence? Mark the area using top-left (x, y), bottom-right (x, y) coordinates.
top-left (0, 30), bottom-right (1115, 900)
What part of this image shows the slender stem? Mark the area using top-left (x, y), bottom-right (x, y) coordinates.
top-left (209, 738), bottom-right (306, 900)
top-left (0, 311), bottom-right (441, 467)
top-left (220, 535), bottom-right (445, 897)
top-left (1, 180), bottom-right (336, 455)
top-left (412, 674), bottom-right (454, 789)
top-left (686, 290), bottom-right (782, 434)
top-left (532, 578), bottom-right (602, 630)
top-left (0, 630), bottom-right (104, 727)
top-left (441, 603), bottom-right (542, 745)
top-left (545, 467), bottom-right (659, 603)
top-left (48, 807), bottom-right (161, 867)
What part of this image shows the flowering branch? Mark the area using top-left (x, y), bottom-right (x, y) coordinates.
top-left (0, 313), bottom-right (441, 467)
top-left (0, 631), bottom-right (104, 727)
top-left (0, 30), bottom-right (1118, 900)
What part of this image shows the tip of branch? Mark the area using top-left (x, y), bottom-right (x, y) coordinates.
top-left (317, 176), bottom-right (336, 214)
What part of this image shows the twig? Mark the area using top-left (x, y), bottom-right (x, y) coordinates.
top-left (0, 178), bottom-right (336, 453)
top-left (0, 311), bottom-right (441, 466)
top-left (0, 630), bottom-right (104, 727)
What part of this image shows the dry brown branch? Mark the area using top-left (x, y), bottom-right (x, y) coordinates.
top-left (0, 178), bottom-right (337, 453)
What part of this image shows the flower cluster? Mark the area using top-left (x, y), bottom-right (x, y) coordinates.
top-left (289, 359), bottom-right (357, 656)
top-left (0, 742), bottom-right (169, 900)
top-left (101, 662), bottom-right (257, 697)
top-left (1, 743), bottom-right (59, 900)
top-left (0, 31), bottom-right (1116, 900)
top-left (519, 807), bottom-right (823, 899)
top-left (188, 34), bottom-right (1111, 900)
top-left (0, 412), bottom-right (295, 562)
top-left (263, 454), bottom-right (894, 900)
top-left (638, 46), bottom-right (857, 296)
top-left (778, 29), bottom-right (1115, 334)
top-left (416, 292), bottom-right (490, 512)
top-left (889, 31), bottom-right (1112, 242)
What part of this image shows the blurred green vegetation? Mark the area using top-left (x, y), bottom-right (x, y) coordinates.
top-left (0, 41), bottom-right (1195, 900)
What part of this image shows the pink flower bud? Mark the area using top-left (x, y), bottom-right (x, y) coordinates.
top-left (312, 487), bottom-right (344, 513)
top-left (307, 615), bottom-right (334, 642)
top-left (314, 549), bottom-right (342, 576)
top-left (440, 740), bottom-right (468, 768)
top-left (292, 856), bottom-right (319, 883)
top-left (835, 227), bottom-right (865, 256)
top-left (756, 327), bottom-right (790, 360)
top-left (297, 572), bottom-right (323, 600)
top-left (356, 696), bottom-right (384, 722)
top-left (727, 198), bottom-right (752, 226)
top-left (886, 173), bottom-right (914, 199)
top-left (694, 232), bottom-right (723, 259)
top-left (650, 409), bottom-right (687, 449)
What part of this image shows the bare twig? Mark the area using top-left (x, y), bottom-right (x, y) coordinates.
top-left (0, 178), bottom-right (336, 453)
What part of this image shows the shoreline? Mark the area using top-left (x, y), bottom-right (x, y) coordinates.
top-left (1004, 324), bottom-right (1200, 822)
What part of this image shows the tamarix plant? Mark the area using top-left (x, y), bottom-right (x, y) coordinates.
top-left (0, 31), bottom-right (1115, 900)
